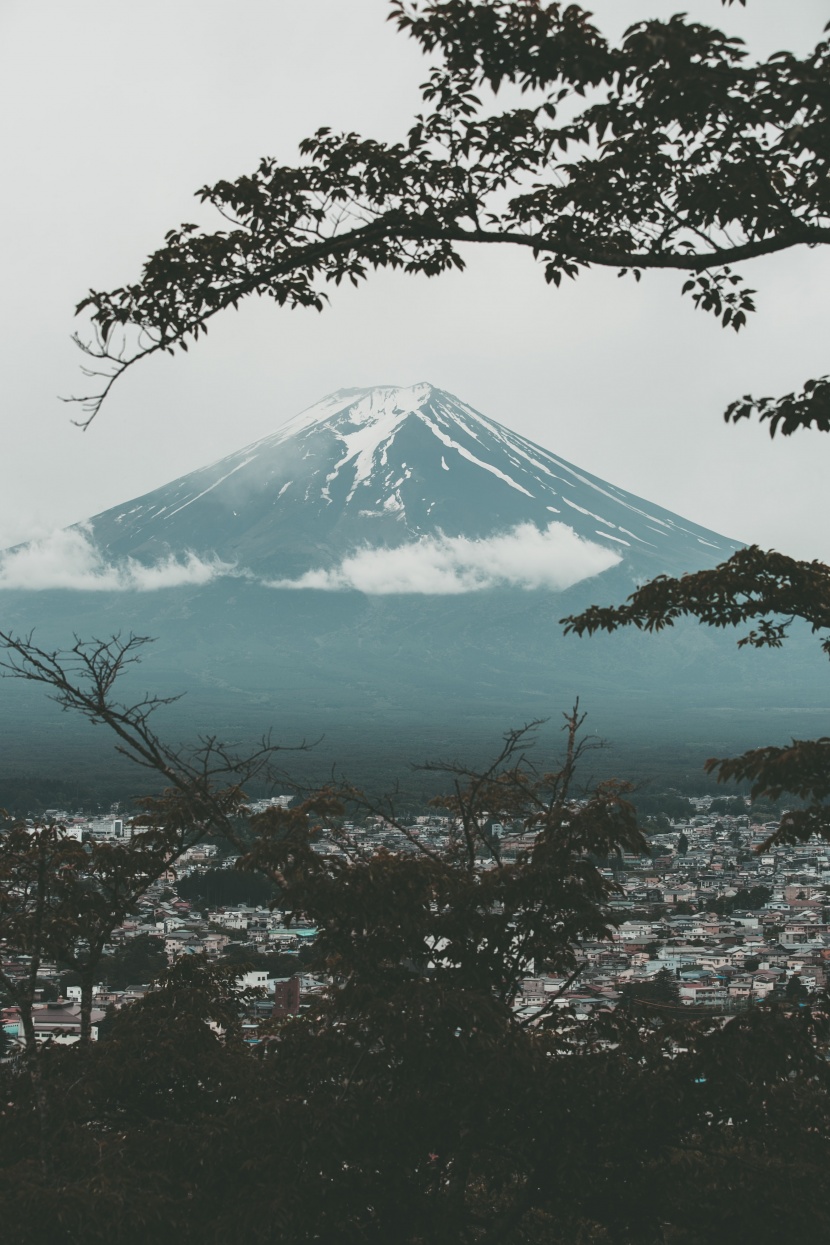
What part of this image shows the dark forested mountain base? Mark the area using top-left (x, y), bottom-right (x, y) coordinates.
top-left (1, 576), bottom-right (825, 810)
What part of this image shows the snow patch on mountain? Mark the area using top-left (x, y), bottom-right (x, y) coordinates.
top-left (265, 521), bottom-right (621, 595)
top-left (415, 408), bottom-right (534, 497)
top-left (275, 381), bottom-right (432, 452)
top-left (164, 456), bottom-right (258, 518)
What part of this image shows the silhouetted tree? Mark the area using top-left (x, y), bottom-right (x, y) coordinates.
top-left (99, 934), bottom-right (168, 991)
top-left (563, 547), bottom-right (830, 846)
top-left (69, 3), bottom-right (829, 436)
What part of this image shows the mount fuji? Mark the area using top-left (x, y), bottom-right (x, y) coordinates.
top-left (0, 383), bottom-right (820, 796)
top-left (82, 381), bottom-right (737, 589)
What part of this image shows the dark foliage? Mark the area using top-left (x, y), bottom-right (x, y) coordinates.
top-left (726, 374), bottom-right (830, 438)
top-left (98, 934), bottom-right (168, 991)
top-left (175, 865), bottom-right (279, 909)
top-left (563, 545), bottom-right (830, 845)
top-left (631, 791), bottom-right (697, 822)
top-left (217, 943), bottom-right (313, 978)
top-left (618, 966), bottom-right (680, 1013)
top-left (709, 795), bottom-right (748, 816)
top-left (708, 885), bottom-right (772, 916)
top-left (0, 773), bottom-right (97, 818)
top-left (2, 958), bottom-right (830, 1243)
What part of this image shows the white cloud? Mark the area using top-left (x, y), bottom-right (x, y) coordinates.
top-left (266, 521), bottom-right (621, 595)
top-left (0, 521), bottom-right (622, 595)
top-left (0, 525), bottom-right (238, 591)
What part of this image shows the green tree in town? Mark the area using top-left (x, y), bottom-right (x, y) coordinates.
top-left (96, 933), bottom-right (168, 991)
top-left (710, 884), bottom-right (772, 915)
top-left (175, 865), bottom-right (279, 909)
top-left (710, 796), bottom-right (748, 817)
top-left (619, 965), bottom-right (680, 1012)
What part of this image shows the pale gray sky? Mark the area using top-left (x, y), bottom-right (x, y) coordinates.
top-left (2, 0), bottom-right (828, 559)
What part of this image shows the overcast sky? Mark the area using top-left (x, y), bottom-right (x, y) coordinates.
top-left (2, 0), bottom-right (828, 561)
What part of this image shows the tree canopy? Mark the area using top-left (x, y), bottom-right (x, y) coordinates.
top-left (562, 543), bottom-right (830, 845)
top-left (70, 1), bottom-right (830, 434)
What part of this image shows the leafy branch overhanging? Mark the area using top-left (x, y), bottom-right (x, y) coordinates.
top-left (67, 1), bottom-right (830, 432)
top-left (562, 546), bottom-right (830, 846)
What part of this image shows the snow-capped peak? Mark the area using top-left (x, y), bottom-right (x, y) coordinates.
top-left (272, 382), bottom-right (435, 445)
top-left (80, 382), bottom-right (741, 584)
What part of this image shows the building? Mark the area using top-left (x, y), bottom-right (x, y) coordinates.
top-left (273, 976), bottom-right (300, 1017)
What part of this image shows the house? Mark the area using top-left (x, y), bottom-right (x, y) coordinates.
top-left (203, 932), bottom-right (230, 956)
top-left (21, 1001), bottom-right (107, 1044)
top-left (678, 980), bottom-right (728, 1007)
top-left (750, 970), bottom-right (781, 998)
top-left (781, 921), bottom-right (828, 948)
top-left (239, 970), bottom-right (272, 992)
top-left (164, 929), bottom-right (203, 960)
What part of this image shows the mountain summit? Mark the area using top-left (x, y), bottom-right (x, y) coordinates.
top-left (86, 383), bottom-right (738, 589)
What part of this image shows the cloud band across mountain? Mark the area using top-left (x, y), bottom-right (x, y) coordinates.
top-left (0, 526), bottom-right (237, 592)
top-left (0, 521), bottom-right (620, 595)
top-left (266, 522), bottom-right (621, 595)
